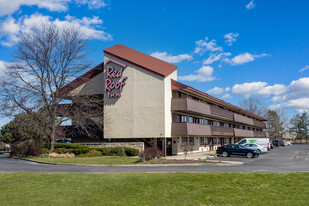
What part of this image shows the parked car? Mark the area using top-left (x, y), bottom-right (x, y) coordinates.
top-left (238, 138), bottom-right (271, 150)
top-left (55, 139), bottom-right (72, 144)
top-left (287, 141), bottom-right (292, 146)
top-left (243, 143), bottom-right (268, 153)
top-left (272, 140), bottom-right (288, 146)
top-left (217, 144), bottom-right (260, 158)
top-left (270, 143), bottom-right (274, 149)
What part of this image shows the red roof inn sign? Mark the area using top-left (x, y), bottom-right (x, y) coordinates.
top-left (105, 58), bottom-right (128, 98)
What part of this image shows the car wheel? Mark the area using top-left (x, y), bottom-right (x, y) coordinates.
top-left (257, 149), bottom-right (261, 153)
top-left (222, 151), bottom-right (229, 157)
top-left (247, 152), bottom-right (253, 158)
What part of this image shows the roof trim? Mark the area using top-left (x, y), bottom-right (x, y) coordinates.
top-left (171, 79), bottom-right (267, 121)
top-left (104, 44), bottom-right (177, 78)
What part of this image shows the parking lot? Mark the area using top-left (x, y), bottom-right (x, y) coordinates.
top-left (0, 144), bottom-right (308, 173)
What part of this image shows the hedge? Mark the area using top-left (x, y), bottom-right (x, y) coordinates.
top-left (54, 144), bottom-right (139, 156)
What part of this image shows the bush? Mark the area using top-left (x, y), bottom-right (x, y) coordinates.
top-left (54, 148), bottom-right (72, 154)
top-left (139, 147), bottom-right (163, 161)
top-left (10, 140), bottom-right (44, 157)
top-left (40, 148), bottom-right (50, 154)
top-left (77, 150), bottom-right (102, 157)
top-left (96, 147), bottom-right (126, 156)
top-left (124, 147), bottom-right (139, 156)
top-left (54, 144), bottom-right (90, 155)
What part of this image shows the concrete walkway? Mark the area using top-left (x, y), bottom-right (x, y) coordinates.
top-left (165, 151), bottom-right (216, 160)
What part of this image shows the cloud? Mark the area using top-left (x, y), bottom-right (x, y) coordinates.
top-left (224, 52), bottom-right (267, 65)
top-left (231, 81), bottom-right (268, 97)
top-left (299, 65), bottom-right (309, 72)
top-left (224, 32), bottom-right (239, 46)
top-left (0, 0), bottom-right (70, 16)
top-left (246, 0), bottom-right (256, 9)
top-left (203, 52), bottom-right (231, 65)
top-left (222, 93), bottom-right (232, 99)
top-left (178, 66), bottom-right (215, 82)
top-left (269, 98), bottom-right (309, 113)
top-left (0, 14), bottom-right (112, 47)
top-left (150, 52), bottom-right (193, 63)
top-left (207, 87), bottom-right (224, 95)
top-left (194, 37), bottom-right (222, 55)
top-left (0, 0), bottom-right (108, 16)
top-left (225, 87), bottom-right (230, 92)
top-left (75, 0), bottom-right (107, 9)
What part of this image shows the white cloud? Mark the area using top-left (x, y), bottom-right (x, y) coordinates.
top-left (0, 0), bottom-right (107, 16)
top-left (0, 0), bottom-right (70, 16)
top-left (203, 52), bottom-right (231, 65)
top-left (270, 98), bottom-right (309, 113)
top-left (150, 52), bottom-right (193, 63)
top-left (75, 0), bottom-right (107, 9)
top-left (299, 65), bottom-right (309, 72)
top-left (207, 87), bottom-right (224, 95)
top-left (224, 52), bottom-right (267, 65)
top-left (246, 0), bottom-right (256, 9)
top-left (256, 84), bottom-right (286, 97)
top-left (232, 81), bottom-right (267, 97)
top-left (222, 93), bottom-right (232, 99)
top-left (194, 37), bottom-right (222, 55)
top-left (224, 32), bottom-right (239, 46)
top-left (178, 66), bottom-right (215, 82)
top-left (225, 87), bottom-right (230, 92)
top-left (0, 14), bottom-right (112, 47)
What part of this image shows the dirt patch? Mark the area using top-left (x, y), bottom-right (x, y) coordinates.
top-left (139, 159), bottom-right (218, 164)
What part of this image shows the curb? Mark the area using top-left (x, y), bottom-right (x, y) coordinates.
top-left (12, 157), bottom-right (244, 167)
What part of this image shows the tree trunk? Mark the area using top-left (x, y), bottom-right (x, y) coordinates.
top-left (49, 121), bottom-right (56, 152)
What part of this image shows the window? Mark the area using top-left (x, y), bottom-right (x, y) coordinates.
top-left (205, 138), bottom-right (209, 144)
top-left (200, 118), bottom-right (204, 124)
top-left (213, 138), bottom-right (217, 144)
top-left (204, 119), bottom-right (208, 125)
top-left (189, 137), bottom-right (194, 144)
top-left (200, 137), bottom-right (204, 145)
top-left (189, 116), bottom-right (193, 123)
top-left (219, 122), bottom-right (224, 127)
top-left (182, 137), bottom-right (187, 143)
top-left (181, 115), bottom-right (187, 122)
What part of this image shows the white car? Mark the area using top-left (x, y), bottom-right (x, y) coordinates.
top-left (243, 143), bottom-right (268, 153)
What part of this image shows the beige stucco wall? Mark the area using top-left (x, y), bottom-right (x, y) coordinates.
top-left (103, 54), bottom-right (175, 139)
top-left (68, 72), bottom-right (104, 96)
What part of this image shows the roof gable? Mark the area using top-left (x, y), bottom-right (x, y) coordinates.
top-left (104, 44), bottom-right (177, 78)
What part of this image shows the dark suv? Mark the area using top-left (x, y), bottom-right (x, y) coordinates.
top-left (216, 144), bottom-right (260, 158)
top-left (272, 140), bottom-right (288, 146)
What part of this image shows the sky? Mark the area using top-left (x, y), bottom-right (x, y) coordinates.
top-left (0, 0), bottom-right (309, 126)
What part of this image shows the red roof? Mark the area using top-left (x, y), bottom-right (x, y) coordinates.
top-left (104, 44), bottom-right (177, 78)
top-left (171, 79), bottom-right (267, 121)
top-left (58, 63), bottom-right (104, 97)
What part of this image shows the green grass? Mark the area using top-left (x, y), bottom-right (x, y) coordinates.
top-left (0, 172), bottom-right (309, 206)
top-left (30, 156), bottom-right (139, 165)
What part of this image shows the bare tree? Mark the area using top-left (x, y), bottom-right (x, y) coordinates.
top-left (238, 97), bottom-right (266, 117)
top-left (181, 141), bottom-right (194, 160)
top-left (0, 23), bottom-right (99, 151)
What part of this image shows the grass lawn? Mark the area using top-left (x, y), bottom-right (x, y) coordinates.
top-left (29, 156), bottom-right (139, 165)
top-left (0, 172), bottom-right (309, 206)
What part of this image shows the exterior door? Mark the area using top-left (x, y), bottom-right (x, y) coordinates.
top-left (166, 138), bottom-right (172, 156)
top-left (209, 138), bottom-right (213, 151)
top-left (157, 138), bottom-right (163, 151)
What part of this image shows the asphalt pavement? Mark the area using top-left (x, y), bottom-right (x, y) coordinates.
top-left (0, 144), bottom-right (308, 173)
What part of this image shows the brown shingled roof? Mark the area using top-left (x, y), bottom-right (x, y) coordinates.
top-left (171, 79), bottom-right (267, 121)
top-left (104, 44), bottom-right (177, 78)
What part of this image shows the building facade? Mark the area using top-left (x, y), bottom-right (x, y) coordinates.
top-left (57, 44), bottom-right (269, 155)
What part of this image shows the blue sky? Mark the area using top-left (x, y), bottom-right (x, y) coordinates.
top-left (0, 0), bottom-right (309, 126)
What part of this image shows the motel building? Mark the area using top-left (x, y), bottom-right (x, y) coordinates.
top-left (57, 44), bottom-right (269, 156)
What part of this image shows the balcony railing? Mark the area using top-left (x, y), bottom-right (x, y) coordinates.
top-left (171, 98), bottom-right (211, 115)
top-left (234, 113), bottom-right (254, 126)
top-left (253, 119), bottom-right (267, 128)
top-left (253, 131), bottom-right (266, 137)
top-left (210, 125), bottom-right (234, 136)
top-left (171, 122), bottom-right (211, 136)
top-left (234, 128), bottom-right (254, 137)
top-left (209, 105), bottom-right (234, 120)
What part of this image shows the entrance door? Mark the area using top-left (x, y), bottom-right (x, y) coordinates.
top-left (157, 138), bottom-right (163, 151)
top-left (220, 138), bottom-right (224, 146)
top-left (166, 138), bottom-right (172, 156)
top-left (209, 138), bottom-right (213, 151)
